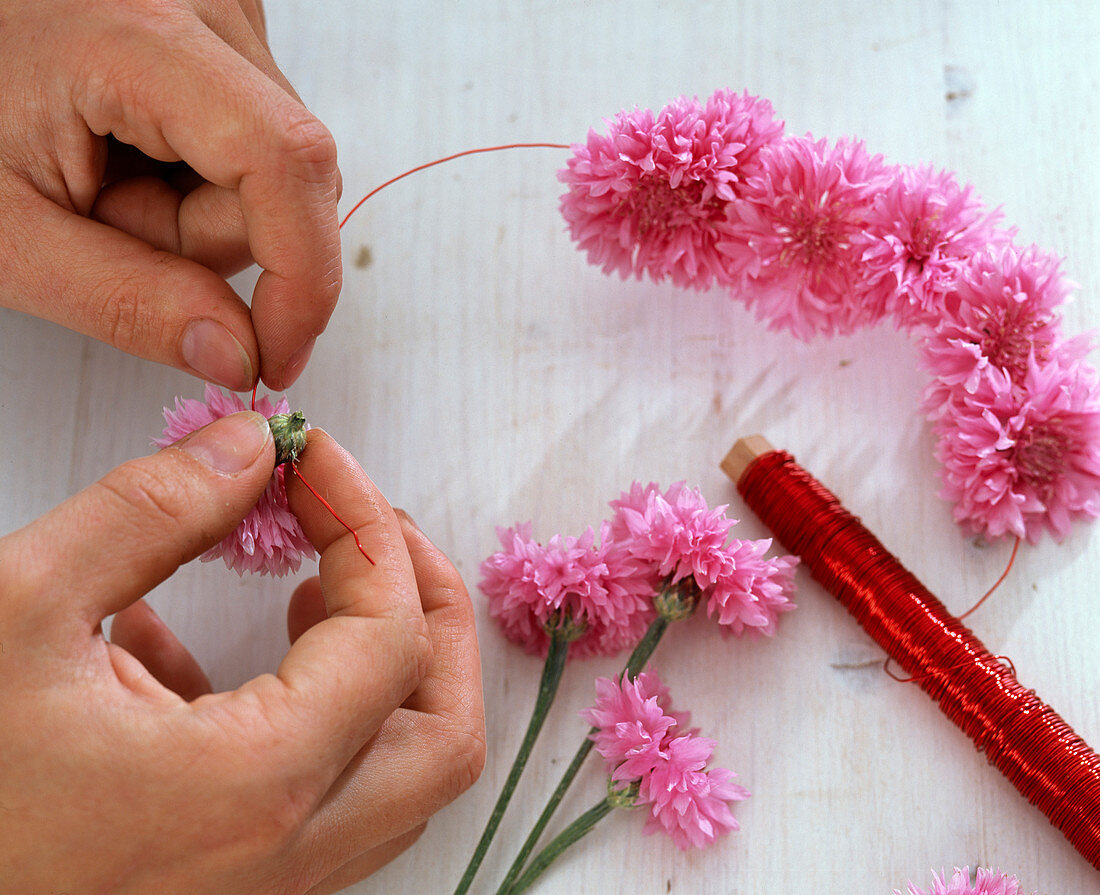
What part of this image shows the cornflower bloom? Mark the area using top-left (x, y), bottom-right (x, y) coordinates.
top-left (858, 165), bottom-right (1009, 329)
top-left (155, 385), bottom-right (314, 576)
top-left (609, 481), bottom-right (796, 633)
top-left (897, 867), bottom-right (1034, 895)
top-left (719, 135), bottom-right (894, 338)
top-left (582, 671), bottom-right (748, 851)
top-left (559, 89), bottom-right (783, 291)
top-left (932, 350), bottom-right (1100, 541)
top-left (479, 521), bottom-right (654, 658)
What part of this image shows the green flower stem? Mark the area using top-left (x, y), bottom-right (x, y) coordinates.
top-left (623, 612), bottom-right (670, 679)
top-left (493, 736), bottom-right (595, 895)
top-left (506, 797), bottom-right (615, 895)
top-left (493, 612), bottom-right (671, 895)
top-left (452, 632), bottom-right (571, 895)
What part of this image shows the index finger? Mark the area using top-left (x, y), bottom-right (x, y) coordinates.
top-left (73, 12), bottom-right (341, 387)
top-left (263, 430), bottom-right (431, 772)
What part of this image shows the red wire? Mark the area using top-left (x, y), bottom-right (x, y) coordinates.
top-left (256, 141), bottom-right (569, 567)
top-left (290, 462), bottom-right (375, 566)
top-left (338, 142), bottom-right (570, 230)
top-left (958, 535), bottom-right (1021, 621)
top-left (737, 449), bottom-right (1100, 870)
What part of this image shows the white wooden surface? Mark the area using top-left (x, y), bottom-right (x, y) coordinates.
top-left (2, 1), bottom-right (1098, 892)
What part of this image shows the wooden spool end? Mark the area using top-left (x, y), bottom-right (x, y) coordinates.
top-left (720, 434), bottom-right (776, 486)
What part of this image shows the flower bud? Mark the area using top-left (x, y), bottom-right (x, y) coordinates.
top-left (268, 411), bottom-right (308, 466)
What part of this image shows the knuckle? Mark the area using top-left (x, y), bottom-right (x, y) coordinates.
top-left (428, 709), bottom-right (488, 803)
top-left (274, 111), bottom-right (339, 185)
top-left (95, 272), bottom-right (155, 354)
top-left (258, 780), bottom-right (316, 848)
top-left (96, 459), bottom-right (197, 534)
top-left (407, 615), bottom-right (434, 684)
top-left (222, 777), bottom-right (314, 862)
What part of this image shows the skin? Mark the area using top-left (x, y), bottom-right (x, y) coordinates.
top-left (0, 0), bottom-right (343, 390)
top-left (0, 419), bottom-right (486, 893)
top-left (0, 3), bottom-right (484, 888)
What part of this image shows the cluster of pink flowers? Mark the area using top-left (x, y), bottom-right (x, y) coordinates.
top-left (560, 89), bottom-right (1100, 543)
top-left (581, 671), bottom-right (749, 850)
top-left (479, 481), bottom-right (797, 656)
top-left (897, 867), bottom-right (1034, 895)
top-left (155, 385), bottom-right (314, 576)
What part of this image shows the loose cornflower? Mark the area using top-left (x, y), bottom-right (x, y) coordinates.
top-left (155, 385), bottom-right (314, 576)
top-left (719, 135), bottom-right (895, 338)
top-left (609, 481), bottom-right (735, 588)
top-left (582, 671), bottom-right (748, 851)
top-left (609, 481), bottom-right (797, 633)
top-left (581, 671), bottom-right (690, 781)
top-left (858, 165), bottom-right (1009, 329)
top-left (640, 734), bottom-right (748, 850)
top-left (706, 537), bottom-right (798, 635)
top-left (559, 89), bottom-right (783, 291)
top-left (897, 867), bottom-right (1034, 895)
top-left (479, 522), bottom-right (655, 658)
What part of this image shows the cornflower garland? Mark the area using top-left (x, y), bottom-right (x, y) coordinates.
top-left (560, 88), bottom-right (1100, 545)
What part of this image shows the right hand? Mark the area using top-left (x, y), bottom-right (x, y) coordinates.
top-left (0, 0), bottom-right (343, 390)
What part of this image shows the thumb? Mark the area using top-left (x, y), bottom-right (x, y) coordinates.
top-left (3, 412), bottom-right (275, 634)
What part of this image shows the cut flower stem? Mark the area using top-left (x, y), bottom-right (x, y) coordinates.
top-left (505, 797), bottom-right (616, 895)
top-left (494, 611), bottom-right (672, 895)
top-left (453, 631), bottom-right (571, 895)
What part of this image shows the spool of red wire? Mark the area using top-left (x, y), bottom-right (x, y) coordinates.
top-left (723, 436), bottom-right (1100, 870)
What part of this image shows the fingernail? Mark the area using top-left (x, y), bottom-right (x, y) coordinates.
top-left (396, 508), bottom-right (421, 531)
top-left (181, 319), bottom-right (254, 391)
top-left (179, 412), bottom-right (271, 474)
top-left (280, 337), bottom-right (316, 387)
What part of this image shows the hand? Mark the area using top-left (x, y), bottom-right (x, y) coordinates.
top-left (0, 418), bottom-right (485, 893)
top-left (0, 0), bottom-right (342, 390)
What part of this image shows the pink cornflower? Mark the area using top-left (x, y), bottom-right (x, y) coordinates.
top-left (858, 165), bottom-right (1009, 329)
top-left (479, 522), bottom-right (655, 658)
top-left (897, 867), bottom-right (1033, 895)
top-left (920, 244), bottom-right (1076, 414)
top-left (706, 538), bottom-right (798, 635)
top-left (609, 481), bottom-right (797, 634)
top-left (559, 89), bottom-right (783, 291)
top-left (932, 351), bottom-right (1100, 542)
top-left (155, 385), bottom-right (314, 576)
top-left (609, 481), bottom-right (736, 588)
top-left (582, 671), bottom-right (748, 851)
top-left (640, 734), bottom-right (748, 850)
top-left (582, 671), bottom-right (686, 781)
top-left (719, 135), bottom-right (894, 339)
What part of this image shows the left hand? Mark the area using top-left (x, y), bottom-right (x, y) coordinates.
top-left (0, 422), bottom-right (485, 893)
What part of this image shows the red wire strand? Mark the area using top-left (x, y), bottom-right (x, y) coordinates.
top-left (338, 142), bottom-right (570, 229)
top-left (958, 534), bottom-right (1021, 621)
top-left (737, 448), bottom-right (1100, 870)
top-left (257, 141), bottom-right (569, 565)
top-left (290, 462), bottom-right (375, 566)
